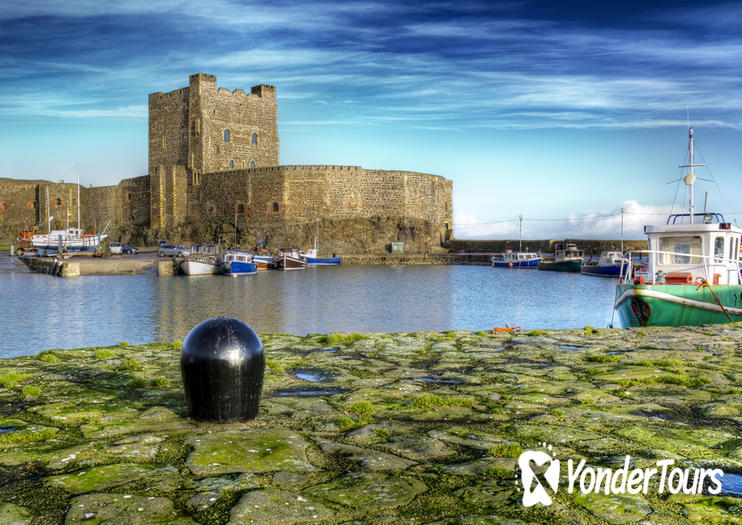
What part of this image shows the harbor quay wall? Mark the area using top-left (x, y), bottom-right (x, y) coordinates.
top-left (0, 327), bottom-right (737, 523)
top-left (445, 238), bottom-right (648, 256)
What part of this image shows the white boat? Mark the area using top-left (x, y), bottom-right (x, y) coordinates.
top-left (180, 244), bottom-right (221, 275)
top-left (299, 221), bottom-right (341, 265)
top-left (615, 127), bottom-right (742, 327)
top-left (25, 166), bottom-right (108, 255)
top-left (30, 227), bottom-right (107, 254)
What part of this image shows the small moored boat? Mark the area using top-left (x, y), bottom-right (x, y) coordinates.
top-left (581, 251), bottom-right (625, 278)
top-left (221, 251), bottom-right (257, 276)
top-left (274, 248), bottom-right (307, 270)
top-left (537, 242), bottom-right (584, 272)
top-left (491, 250), bottom-right (540, 268)
top-left (180, 243), bottom-right (221, 275)
top-left (614, 127), bottom-right (742, 327)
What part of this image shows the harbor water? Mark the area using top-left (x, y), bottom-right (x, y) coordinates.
top-left (0, 254), bottom-right (617, 358)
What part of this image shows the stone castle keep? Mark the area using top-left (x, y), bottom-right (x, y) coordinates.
top-left (0, 74), bottom-right (453, 253)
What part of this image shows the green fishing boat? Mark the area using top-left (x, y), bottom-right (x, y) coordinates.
top-left (537, 242), bottom-right (584, 272)
top-left (615, 128), bottom-right (742, 327)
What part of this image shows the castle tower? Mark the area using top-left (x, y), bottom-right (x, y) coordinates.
top-left (148, 73), bottom-right (279, 178)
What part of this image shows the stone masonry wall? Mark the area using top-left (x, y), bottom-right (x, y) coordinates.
top-left (0, 178), bottom-right (40, 228)
top-left (118, 176), bottom-right (151, 226)
top-left (148, 74), bottom-right (278, 178)
top-left (148, 88), bottom-right (189, 174)
top-left (200, 82), bottom-right (279, 172)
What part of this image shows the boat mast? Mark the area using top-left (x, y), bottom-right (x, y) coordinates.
top-left (315, 218), bottom-right (319, 252)
top-left (76, 165), bottom-right (81, 229)
top-left (679, 127), bottom-right (704, 223)
top-left (46, 186), bottom-right (50, 233)
top-left (519, 214), bottom-right (523, 252)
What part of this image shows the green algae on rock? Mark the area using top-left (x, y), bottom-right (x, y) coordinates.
top-left (0, 326), bottom-right (739, 523)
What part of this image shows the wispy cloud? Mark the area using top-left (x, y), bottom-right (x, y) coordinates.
top-left (3, 0), bottom-right (742, 132)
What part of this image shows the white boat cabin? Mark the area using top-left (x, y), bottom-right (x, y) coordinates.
top-left (502, 251), bottom-right (539, 263)
top-left (597, 251), bottom-right (624, 265)
top-left (224, 252), bottom-right (253, 264)
top-left (628, 213), bottom-right (742, 285)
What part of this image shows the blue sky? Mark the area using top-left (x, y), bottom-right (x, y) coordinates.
top-left (2, 1), bottom-right (742, 239)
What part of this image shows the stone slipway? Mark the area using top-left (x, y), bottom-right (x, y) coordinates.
top-left (19, 253), bottom-right (159, 277)
top-left (0, 327), bottom-right (740, 523)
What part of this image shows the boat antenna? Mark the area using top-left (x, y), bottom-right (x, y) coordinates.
top-left (679, 127), bottom-right (704, 223)
top-left (620, 207), bottom-right (624, 253)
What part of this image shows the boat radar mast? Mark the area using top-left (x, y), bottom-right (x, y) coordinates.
top-left (678, 127), bottom-right (705, 222)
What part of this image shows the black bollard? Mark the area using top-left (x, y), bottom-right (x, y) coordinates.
top-left (181, 317), bottom-right (265, 422)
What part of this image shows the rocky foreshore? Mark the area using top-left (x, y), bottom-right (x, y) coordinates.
top-left (0, 327), bottom-right (740, 524)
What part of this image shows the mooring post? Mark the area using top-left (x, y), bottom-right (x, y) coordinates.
top-left (180, 317), bottom-right (265, 422)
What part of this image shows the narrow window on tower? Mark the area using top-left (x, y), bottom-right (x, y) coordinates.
top-left (252, 132), bottom-right (258, 145)
top-left (224, 129), bottom-right (230, 142)
top-left (229, 160), bottom-right (234, 169)
top-left (250, 160), bottom-right (256, 169)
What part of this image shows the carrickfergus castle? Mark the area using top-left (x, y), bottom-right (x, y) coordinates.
top-left (0, 73), bottom-right (453, 253)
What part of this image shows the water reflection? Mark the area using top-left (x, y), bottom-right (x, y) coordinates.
top-left (1, 259), bottom-right (617, 357)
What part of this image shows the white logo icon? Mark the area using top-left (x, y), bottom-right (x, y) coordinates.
top-left (519, 445), bottom-right (560, 507)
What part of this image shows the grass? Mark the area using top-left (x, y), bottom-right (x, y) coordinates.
top-left (488, 443), bottom-right (523, 458)
top-left (128, 376), bottom-right (147, 389)
top-left (585, 354), bottom-right (623, 363)
top-left (348, 401), bottom-right (375, 416)
top-left (549, 408), bottom-right (564, 418)
top-left (149, 376), bottom-right (170, 387)
top-left (618, 373), bottom-right (711, 388)
top-left (0, 427), bottom-right (57, 445)
top-left (119, 341), bottom-right (130, 347)
top-left (373, 428), bottom-right (389, 438)
top-left (584, 325), bottom-right (596, 335)
top-left (22, 385), bottom-right (41, 397)
top-left (483, 467), bottom-right (515, 479)
top-left (118, 358), bottom-right (142, 371)
top-left (38, 352), bottom-right (59, 362)
top-left (335, 414), bottom-right (374, 431)
top-left (94, 348), bottom-right (115, 359)
top-left (526, 330), bottom-right (548, 337)
top-left (411, 393), bottom-right (475, 409)
top-left (0, 373), bottom-right (32, 388)
top-left (266, 359), bottom-right (285, 374)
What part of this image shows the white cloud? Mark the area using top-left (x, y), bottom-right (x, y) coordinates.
top-left (454, 201), bottom-right (676, 240)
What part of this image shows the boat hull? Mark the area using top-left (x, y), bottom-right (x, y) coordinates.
top-left (581, 264), bottom-right (621, 277)
top-left (538, 260), bottom-right (582, 272)
top-left (492, 258), bottom-right (540, 268)
top-left (222, 261), bottom-right (257, 276)
top-left (274, 255), bottom-right (306, 270)
top-left (180, 259), bottom-right (219, 275)
top-left (304, 256), bottom-right (341, 266)
top-left (615, 284), bottom-right (742, 327)
top-left (253, 256), bottom-right (273, 270)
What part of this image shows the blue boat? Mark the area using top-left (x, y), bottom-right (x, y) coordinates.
top-left (491, 250), bottom-right (540, 268)
top-left (221, 251), bottom-right (257, 276)
top-left (300, 236), bottom-right (341, 266)
top-left (580, 251), bottom-right (625, 278)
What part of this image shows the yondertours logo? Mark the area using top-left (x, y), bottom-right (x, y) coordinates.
top-left (517, 444), bottom-right (725, 507)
